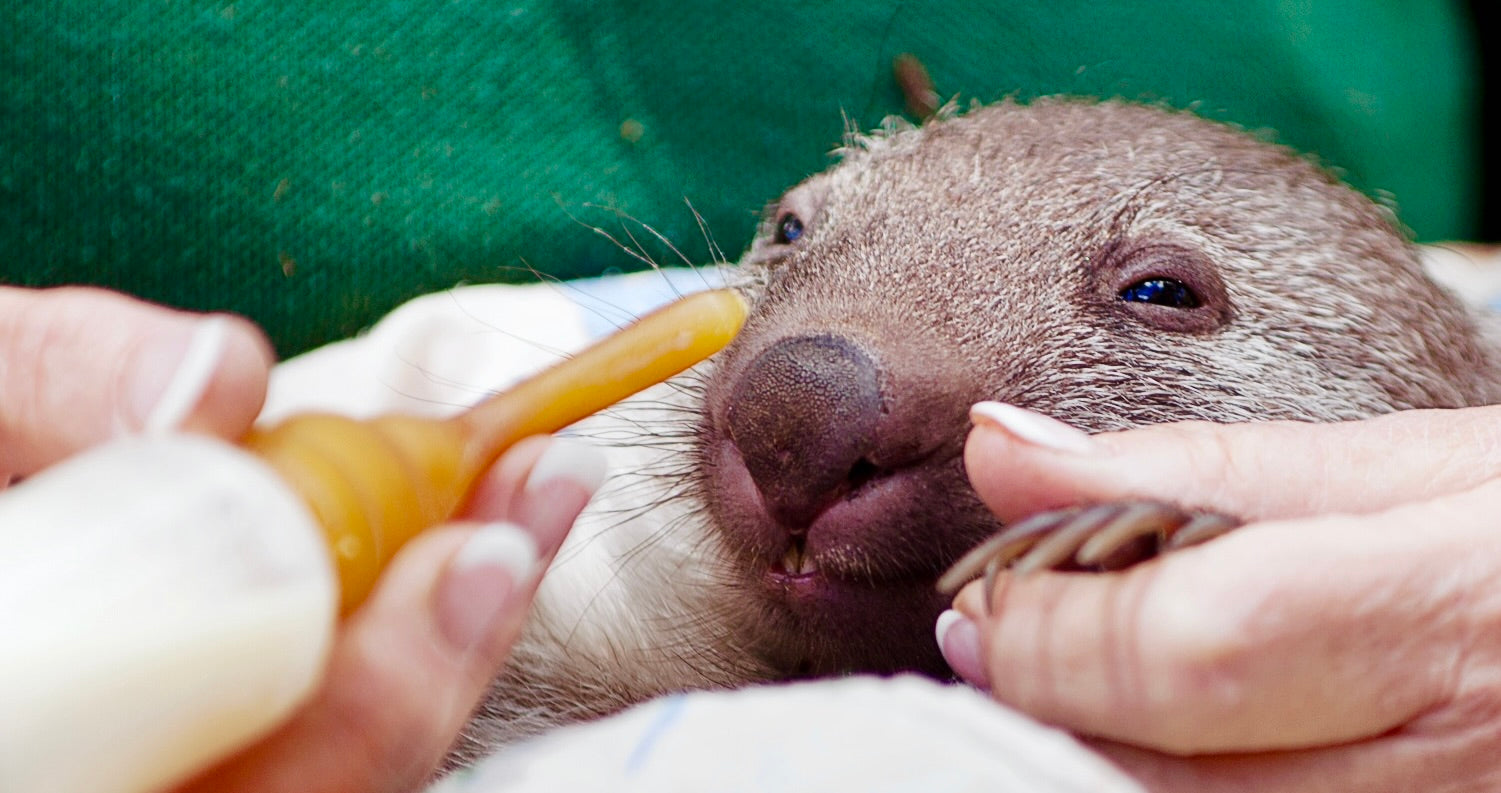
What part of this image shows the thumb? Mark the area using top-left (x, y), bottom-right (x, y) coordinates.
top-left (176, 436), bottom-right (606, 793)
top-left (962, 400), bottom-right (1501, 524)
top-left (0, 287), bottom-right (272, 475)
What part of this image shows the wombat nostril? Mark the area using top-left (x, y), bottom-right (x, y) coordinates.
top-left (726, 334), bottom-right (883, 528)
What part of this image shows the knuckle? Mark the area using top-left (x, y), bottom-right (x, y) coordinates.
top-left (1127, 564), bottom-right (1260, 747)
top-left (0, 294), bottom-right (81, 439)
top-left (1169, 420), bottom-right (1239, 495)
top-left (336, 632), bottom-right (457, 785)
top-left (1170, 419), bottom-right (1309, 518)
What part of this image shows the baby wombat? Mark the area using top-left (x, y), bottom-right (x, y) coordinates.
top-left (454, 97), bottom-right (1501, 756)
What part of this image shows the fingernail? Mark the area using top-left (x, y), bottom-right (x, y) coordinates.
top-left (970, 401), bottom-right (1097, 455)
top-left (437, 522), bottom-right (540, 651)
top-left (127, 316), bottom-right (230, 433)
top-left (517, 437), bottom-right (608, 555)
top-left (936, 609), bottom-right (990, 689)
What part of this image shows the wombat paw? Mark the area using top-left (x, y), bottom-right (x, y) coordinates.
top-left (936, 501), bottom-right (1241, 606)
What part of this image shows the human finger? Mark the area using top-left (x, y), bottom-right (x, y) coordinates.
top-left (962, 400), bottom-right (1501, 524)
top-left (175, 436), bottom-right (606, 793)
top-left (0, 286), bottom-right (272, 474)
top-left (938, 476), bottom-right (1501, 756)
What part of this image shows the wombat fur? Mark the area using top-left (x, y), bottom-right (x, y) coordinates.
top-left (450, 97), bottom-right (1501, 759)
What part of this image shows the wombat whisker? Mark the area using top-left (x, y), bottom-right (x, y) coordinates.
top-left (684, 197), bottom-right (730, 270)
top-left (439, 267), bottom-right (590, 360)
top-left (598, 204), bottom-right (709, 283)
top-left (591, 472), bottom-right (698, 518)
top-left (597, 401), bottom-right (703, 420)
top-left (579, 202), bottom-right (691, 269)
top-left (610, 519), bottom-right (690, 572)
top-left (579, 433), bottom-right (696, 450)
top-left (559, 513), bottom-right (708, 627)
top-left (558, 200), bottom-right (669, 277)
top-left (432, 265), bottom-right (654, 369)
top-left (549, 486), bottom-right (687, 568)
top-left (589, 413), bottom-right (698, 441)
top-left (374, 376), bottom-right (492, 412)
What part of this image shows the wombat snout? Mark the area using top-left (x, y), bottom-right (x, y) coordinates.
top-left (726, 334), bottom-right (883, 529)
top-left (702, 324), bottom-right (989, 676)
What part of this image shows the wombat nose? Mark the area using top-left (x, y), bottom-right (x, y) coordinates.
top-left (726, 334), bottom-right (882, 528)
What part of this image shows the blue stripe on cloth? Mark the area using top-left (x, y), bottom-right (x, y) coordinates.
top-left (623, 694), bottom-right (690, 775)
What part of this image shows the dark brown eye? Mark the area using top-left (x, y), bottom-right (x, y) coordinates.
top-left (1119, 277), bottom-right (1201, 308)
top-left (775, 213), bottom-right (804, 244)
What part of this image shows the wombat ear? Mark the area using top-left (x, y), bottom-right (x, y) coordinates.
top-left (746, 174), bottom-right (833, 264)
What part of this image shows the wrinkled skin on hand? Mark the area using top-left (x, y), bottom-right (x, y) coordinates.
top-left (946, 404), bottom-right (1501, 792)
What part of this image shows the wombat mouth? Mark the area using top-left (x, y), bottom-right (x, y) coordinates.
top-left (714, 442), bottom-right (964, 585)
top-left (743, 568), bottom-right (958, 679)
top-left (704, 427), bottom-right (996, 677)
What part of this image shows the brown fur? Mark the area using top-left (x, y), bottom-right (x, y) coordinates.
top-left (450, 98), bottom-right (1501, 760)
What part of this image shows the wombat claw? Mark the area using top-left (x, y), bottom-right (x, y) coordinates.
top-left (936, 501), bottom-right (1242, 609)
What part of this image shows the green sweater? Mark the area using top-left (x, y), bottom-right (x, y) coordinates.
top-left (1, 1), bottom-right (1480, 357)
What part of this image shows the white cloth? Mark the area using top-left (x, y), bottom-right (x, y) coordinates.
top-left (426, 676), bottom-right (1142, 793)
top-left (1419, 244), bottom-right (1501, 312)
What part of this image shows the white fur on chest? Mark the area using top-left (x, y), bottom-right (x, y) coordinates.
top-left (464, 381), bottom-right (767, 752)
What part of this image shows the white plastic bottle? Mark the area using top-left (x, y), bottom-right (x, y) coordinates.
top-left (0, 433), bottom-right (338, 793)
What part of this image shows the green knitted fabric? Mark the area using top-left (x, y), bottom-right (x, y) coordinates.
top-left (1, 1), bottom-right (1479, 357)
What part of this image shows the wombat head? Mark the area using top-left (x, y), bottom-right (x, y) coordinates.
top-left (694, 98), bottom-right (1501, 678)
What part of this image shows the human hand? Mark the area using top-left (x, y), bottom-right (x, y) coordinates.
top-left (174, 434), bottom-right (603, 793)
top-left (0, 286), bottom-right (602, 792)
top-left (0, 286), bottom-right (272, 477)
top-left (937, 401), bottom-right (1501, 791)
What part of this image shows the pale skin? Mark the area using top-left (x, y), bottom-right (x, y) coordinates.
top-left (943, 401), bottom-right (1501, 791)
top-left (0, 286), bottom-right (597, 793)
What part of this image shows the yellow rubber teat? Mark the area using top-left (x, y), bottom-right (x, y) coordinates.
top-left (243, 288), bottom-right (748, 613)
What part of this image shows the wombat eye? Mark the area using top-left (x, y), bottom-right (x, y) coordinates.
top-left (775, 213), bottom-right (804, 244)
top-left (1103, 241), bottom-right (1230, 333)
top-left (1119, 278), bottom-right (1200, 309)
